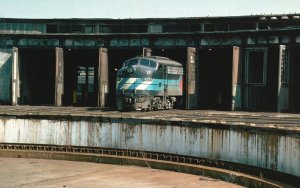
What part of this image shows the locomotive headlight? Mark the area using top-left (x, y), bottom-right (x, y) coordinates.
top-left (127, 66), bottom-right (134, 74)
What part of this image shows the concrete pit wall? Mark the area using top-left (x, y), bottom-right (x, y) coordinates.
top-left (0, 117), bottom-right (299, 177)
top-left (0, 48), bottom-right (12, 104)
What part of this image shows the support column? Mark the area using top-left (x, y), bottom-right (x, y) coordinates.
top-left (232, 46), bottom-right (242, 111)
top-left (55, 47), bottom-right (64, 106)
top-left (186, 47), bottom-right (198, 109)
top-left (11, 47), bottom-right (19, 106)
top-left (277, 45), bottom-right (289, 112)
top-left (98, 48), bottom-right (108, 107)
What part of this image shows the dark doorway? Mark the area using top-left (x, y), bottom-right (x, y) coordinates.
top-left (64, 49), bottom-right (98, 106)
top-left (198, 48), bottom-right (232, 110)
top-left (19, 49), bottom-right (55, 105)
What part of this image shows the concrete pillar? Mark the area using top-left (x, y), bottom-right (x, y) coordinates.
top-left (11, 47), bottom-right (19, 106)
top-left (277, 45), bottom-right (289, 112)
top-left (186, 47), bottom-right (198, 109)
top-left (98, 48), bottom-right (108, 107)
top-left (55, 47), bottom-right (64, 106)
top-left (232, 46), bottom-right (242, 110)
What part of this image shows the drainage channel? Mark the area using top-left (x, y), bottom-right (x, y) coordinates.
top-left (0, 143), bottom-right (297, 188)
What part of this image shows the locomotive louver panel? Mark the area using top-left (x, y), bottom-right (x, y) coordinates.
top-left (167, 67), bottom-right (183, 75)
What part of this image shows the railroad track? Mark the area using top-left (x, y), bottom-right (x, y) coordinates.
top-left (0, 143), bottom-right (298, 188)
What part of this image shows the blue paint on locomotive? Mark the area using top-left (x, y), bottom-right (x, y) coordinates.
top-left (117, 78), bottom-right (181, 92)
top-left (116, 56), bottom-right (183, 110)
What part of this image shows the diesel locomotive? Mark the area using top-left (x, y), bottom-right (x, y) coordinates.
top-left (116, 56), bottom-right (183, 111)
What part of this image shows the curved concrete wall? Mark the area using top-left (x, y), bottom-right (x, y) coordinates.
top-left (0, 117), bottom-right (299, 177)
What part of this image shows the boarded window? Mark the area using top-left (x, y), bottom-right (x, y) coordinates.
top-left (215, 24), bottom-right (228, 31)
top-left (136, 25), bottom-right (147, 33)
top-left (190, 24), bottom-right (201, 31)
top-left (122, 25), bottom-right (137, 33)
top-left (204, 24), bottom-right (215, 32)
top-left (71, 25), bottom-right (83, 33)
top-left (59, 25), bottom-right (71, 33)
top-left (230, 23), bottom-right (255, 31)
top-left (46, 25), bottom-right (58, 33)
top-left (163, 23), bottom-right (189, 32)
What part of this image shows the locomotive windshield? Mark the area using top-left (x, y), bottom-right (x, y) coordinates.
top-left (126, 59), bottom-right (138, 66)
top-left (123, 58), bottom-right (157, 68)
top-left (140, 59), bottom-right (157, 68)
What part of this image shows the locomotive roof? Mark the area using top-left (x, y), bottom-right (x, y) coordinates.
top-left (142, 56), bottom-right (182, 67)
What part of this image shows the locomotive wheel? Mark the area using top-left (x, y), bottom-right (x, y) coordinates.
top-left (157, 98), bottom-right (163, 110)
top-left (151, 98), bottom-right (159, 111)
top-left (165, 100), bottom-right (171, 109)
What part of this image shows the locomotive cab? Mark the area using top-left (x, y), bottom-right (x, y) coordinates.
top-left (116, 56), bottom-right (183, 111)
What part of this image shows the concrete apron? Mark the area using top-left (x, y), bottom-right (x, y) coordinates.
top-left (0, 150), bottom-right (283, 188)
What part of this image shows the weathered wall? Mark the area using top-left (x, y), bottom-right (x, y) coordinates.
top-left (0, 117), bottom-right (299, 177)
top-left (0, 48), bottom-right (12, 104)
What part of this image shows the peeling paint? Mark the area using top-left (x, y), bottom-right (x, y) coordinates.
top-left (0, 117), bottom-right (299, 178)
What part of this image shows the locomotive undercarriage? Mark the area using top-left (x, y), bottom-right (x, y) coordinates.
top-left (151, 96), bottom-right (176, 111)
top-left (117, 95), bottom-right (176, 111)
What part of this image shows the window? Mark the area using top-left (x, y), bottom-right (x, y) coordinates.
top-left (88, 67), bottom-right (94, 93)
top-left (204, 24), bottom-right (215, 32)
top-left (99, 25), bottom-right (110, 33)
top-left (190, 24), bottom-right (201, 32)
top-left (71, 25), bottom-right (83, 33)
top-left (123, 25), bottom-right (136, 33)
top-left (215, 24), bottom-right (228, 31)
top-left (110, 25), bottom-right (122, 33)
top-left (85, 25), bottom-right (95, 33)
top-left (230, 23), bottom-right (255, 31)
top-left (126, 59), bottom-right (138, 66)
top-left (163, 23), bottom-right (189, 32)
top-left (140, 59), bottom-right (157, 68)
top-left (136, 25), bottom-right (147, 33)
top-left (140, 59), bottom-right (150, 66)
top-left (150, 61), bottom-right (157, 68)
top-left (245, 49), bottom-right (267, 84)
top-left (148, 24), bottom-right (162, 33)
top-left (59, 25), bottom-right (71, 33)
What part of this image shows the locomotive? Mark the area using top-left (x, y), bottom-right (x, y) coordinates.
top-left (116, 56), bottom-right (183, 111)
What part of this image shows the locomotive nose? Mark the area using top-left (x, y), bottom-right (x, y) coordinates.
top-left (126, 65), bottom-right (135, 74)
